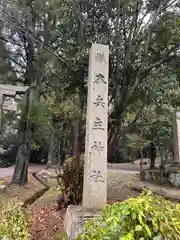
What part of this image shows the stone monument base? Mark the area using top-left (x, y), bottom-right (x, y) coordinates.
top-left (64, 205), bottom-right (101, 240)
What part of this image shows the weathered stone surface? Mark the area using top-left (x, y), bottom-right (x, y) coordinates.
top-left (165, 163), bottom-right (180, 172)
top-left (0, 185), bottom-right (6, 193)
top-left (65, 43), bottom-right (109, 239)
top-left (64, 205), bottom-right (100, 240)
top-left (169, 172), bottom-right (180, 187)
top-left (165, 162), bottom-right (180, 188)
top-left (140, 169), bottom-right (164, 182)
top-left (0, 84), bottom-right (29, 113)
top-left (140, 168), bottom-right (180, 188)
top-left (0, 84), bottom-right (28, 93)
top-left (83, 43), bottom-right (109, 210)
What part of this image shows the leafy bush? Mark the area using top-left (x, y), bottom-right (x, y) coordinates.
top-left (0, 201), bottom-right (29, 240)
top-left (76, 192), bottom-right (180, 240)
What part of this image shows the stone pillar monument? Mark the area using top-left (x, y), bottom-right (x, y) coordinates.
top-left (83, 43), bottom-right (109, 209)
top-left (64, 43), bottom-right (109, 239)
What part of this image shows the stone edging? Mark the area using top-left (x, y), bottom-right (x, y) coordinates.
top-left (22, 173), bottom-right (50, 207)
top-left (130, 185), bottom-right (180, 203)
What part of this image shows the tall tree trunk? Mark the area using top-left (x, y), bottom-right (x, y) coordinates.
top-left (149, 142), bottom-right (156, 169)
top-left (60, 136), bottom-right (67, 166)
top-left (47, 128), bottom-right (55, 168)
top-left (12, 90), bottom-right (30, 185)
top-left (72, 119), bottom-right (79, 171)
top-left (57, 138), bottom-right (61, 166)
top-left (108, 125), bottom-right (119, 162)
top-left (155, 130), bottom-right (164, 168)
top-left (0, 93), bottom-right (3, 134)
top-left (58, 123), bottom-right (67, 166)
top-left (140, 147), bottom-right (144, 171)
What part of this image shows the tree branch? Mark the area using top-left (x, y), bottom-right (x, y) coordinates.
top-left (142, 43), bottom-right (180, 75)
top-left (0, 35), bottom-right (8, 43)
top-left (8, 55), bottom-right (26, 69)
top-left (115, 42), bottom-right (179, 120)
top-left (131, 102), bottom-right (146, 125)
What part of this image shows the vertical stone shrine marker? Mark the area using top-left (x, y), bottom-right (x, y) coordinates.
top-left (64, 43), bottom-right (109, 239)
top-left (83, 43), bottom-right (109, 209)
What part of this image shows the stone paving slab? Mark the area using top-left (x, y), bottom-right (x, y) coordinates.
top-left (0, 185), bottom-right (6, 193)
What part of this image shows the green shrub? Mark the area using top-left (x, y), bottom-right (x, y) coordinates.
top-left (0, 201), bottom-right (29, 240)
top-left (76, 192), bottom-right (180, 240)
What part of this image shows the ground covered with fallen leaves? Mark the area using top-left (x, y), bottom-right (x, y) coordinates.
top-left (29, 172), bottom-right (140, 240)
top-left (29, 204), bottom-right (65, 240)
top-left (0, 170), bottom-right (140, 239)
top-left (1, 167), bottom-right (179, 239)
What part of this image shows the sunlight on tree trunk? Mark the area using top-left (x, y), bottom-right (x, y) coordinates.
top-left (140, 147), bottom-right (144, 171)
top-left (72, 119), bottom-right (79, 171)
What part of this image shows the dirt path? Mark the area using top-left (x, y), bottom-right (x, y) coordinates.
top-left (0, 164), bottom-right (139, 179)
top-left (0, 164), bottom-right (46, 179)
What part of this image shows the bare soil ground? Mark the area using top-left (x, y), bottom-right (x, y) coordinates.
top-left (0, 174), bottom-right (46, 206)
top-left (107, 171), bottom-right (139, 201)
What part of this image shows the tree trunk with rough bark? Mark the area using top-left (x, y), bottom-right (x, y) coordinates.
top-left (12, 90), bottom-right (30, 185)
top-left (12, 144), bottom-right (29, 185)
top-left (72, 119), bottom-right (80, 171)
top-left (47, 128), bottom-right (55, 168)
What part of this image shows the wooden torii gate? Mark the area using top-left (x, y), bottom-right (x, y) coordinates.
top-left (0, 84), bottom-right (29, 131)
